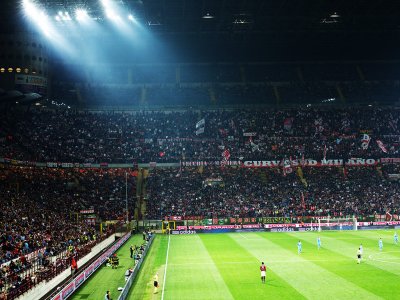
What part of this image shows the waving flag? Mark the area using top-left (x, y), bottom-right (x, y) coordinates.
top-left (222, 149), bottom-right (230, 161)
top-left (195, 118), bottom-right (205, 135)
top-left (300, 192), bottom-right (306, 209)
top-left (376, 140), bottom-right (388, 153)
top-left (361, 134), bottom-right (371, 150)
top-left (196, 118), bottom-right (205, 129)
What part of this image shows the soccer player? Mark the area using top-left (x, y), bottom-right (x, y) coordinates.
top-left (260, 262), bottom-right (266, 283)
top-left (104, 290), bottom-right (111, 300)
top-left (394, 232), bottom-right (398, 245)
top-left (378, 238), bottom-right (383, 251)
top-left (357, 247), bottom-right (362, 264)
top-left (317, 236), bottom-right (321, 250)
top-left (359, 243), bottom-right (363, 255)
top-left (297, 240), bottom-right (302, 254)
top-left (154, 272), bottom-right (159, 294)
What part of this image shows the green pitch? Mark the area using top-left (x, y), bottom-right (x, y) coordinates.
top-left (128, 230), bottom-right (399, 300)
top-left (70, 234), bottom-right (144, 300)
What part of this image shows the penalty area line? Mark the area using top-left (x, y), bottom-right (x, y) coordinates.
top-left (161, 234), bottom-right (171, 300)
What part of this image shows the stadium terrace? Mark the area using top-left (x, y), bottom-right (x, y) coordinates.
top-left (1, 0), bottom-right (400, 299)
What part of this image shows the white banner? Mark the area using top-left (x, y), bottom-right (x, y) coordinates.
top-left (243, 132), bottom-right (257, 136)
top-left (195, 127), bottom-right (205, 135)
top-left (196, 118), bottom-right (205, 129)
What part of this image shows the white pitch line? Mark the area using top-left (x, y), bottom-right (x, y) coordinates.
top-left (238, 233), bottom-right (248, 239)
top-left (161, 234), bottom-right (171, 300)
top-left (237, 233), bottom-right (260, 240)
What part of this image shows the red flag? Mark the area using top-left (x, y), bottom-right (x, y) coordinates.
top-left (222, 149), bottom-right (230, 161)
top-left (376, 140), bottom-right (388, 153)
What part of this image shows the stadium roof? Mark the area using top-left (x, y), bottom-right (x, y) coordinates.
top-left (1, 0), bottom-right (400, 61)
top-left (1, 0), bottom-right (399, 34)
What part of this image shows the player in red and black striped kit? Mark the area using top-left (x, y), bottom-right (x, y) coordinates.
top-left (260, 262), bottom-right (266, 283)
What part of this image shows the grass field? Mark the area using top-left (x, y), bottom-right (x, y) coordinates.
top-left (73, 230), bottom-right (400, 300)
top-left (70, 234), bottom-right (144, 300)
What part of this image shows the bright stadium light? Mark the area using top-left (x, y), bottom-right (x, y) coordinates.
top-left (40, 11), bottom-right (48, 20)
top-left (128, 14), bottom-right (134, 21)
top-left (101, 0), bottom-right (110, 6)
top-left (106, 9), bottom-right (120, 21)
top-left (76, 9), bottom-right (88, 21)
top-left (22, 0), bottom-right (36, 17)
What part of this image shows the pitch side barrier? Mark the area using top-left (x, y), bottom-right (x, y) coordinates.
top-left (171, 221), bottom-right (400, 234)
top-left (117, 235), bottom-right (155, 300)
top-left (50, 232), bottom-right (131, 300)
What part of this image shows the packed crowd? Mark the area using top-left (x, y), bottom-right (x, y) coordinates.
top-left (1, 107), bottom-right (399, 164)
top-left (145, 166), bottom-right (400, 219)
top-left (0, 166), bottom-right (131, 298)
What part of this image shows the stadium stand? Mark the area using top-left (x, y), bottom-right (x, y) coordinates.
top-left (1, 107), bottom-right (399, 163)
top-left (145, 166), bottom-right (400, 220)
top-left (0, 167), bottom-right (129, 299)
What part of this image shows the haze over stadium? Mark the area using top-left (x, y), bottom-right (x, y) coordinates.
top-left (0, 1), bottom-right (400, 300)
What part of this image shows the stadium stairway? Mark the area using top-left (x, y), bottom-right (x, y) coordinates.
top-left (376, 166), bottom-right (383, 178)
top-left (296, 166), bottom-right (308, 187)
top-left (208, 87), bottom-right (216, 104)
top-left (259, 170), bottom-right (268, 184)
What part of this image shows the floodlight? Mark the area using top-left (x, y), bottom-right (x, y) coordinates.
top-left (202, 13), bottom-right (214, 19)
top-left (106, 9), bottom-right (120, 20)
top-left (40, 11), bottom-right (48, 19)
top-left (76, 9), bottom-right (88, 20)
top-left (22, 0), bottom-right (36, 17)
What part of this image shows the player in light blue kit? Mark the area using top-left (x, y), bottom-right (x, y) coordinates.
top-left (297, 240), bottom-right (302, 254)
top-left (378, 238), bottom-right (383, 251)
top-left (317, 236), bottom-right (321, 250)
top-left (394, 232), bottom-right (398, 245)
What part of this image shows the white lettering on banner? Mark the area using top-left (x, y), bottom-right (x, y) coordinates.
top-left (321, 159), bottom-right (344, 166)
top-left (171, 230), bottom-right (197, 235)
top-left (243, 158), bottom-right (380, 168)
top-left (271, 228), bottom-right (295, 232)
top-left (243, 132), bottom-right (257, 136)
top-left (184, 158), bottom-right (382, 168)
top-left (381, 158), bottom-right (400, 163)
top-left (181, 160), bottom-right (241, 167)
